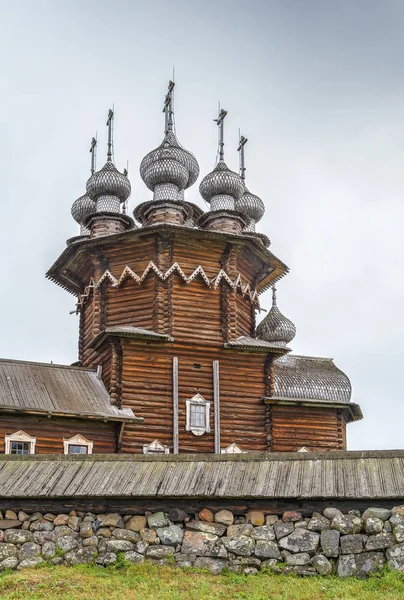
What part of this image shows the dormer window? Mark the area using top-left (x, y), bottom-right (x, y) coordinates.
top-left (221, 442), bottom-right (246, 454)
top-left (63, 434), bottom-right (93, 455)
top-left (5, 431), bottom-right (36, 455)
top-left (143, 439), bottom-right (170, 454)
top-left (186, 394), bottom-right (210, 436)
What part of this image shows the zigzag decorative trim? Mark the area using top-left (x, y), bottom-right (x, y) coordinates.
top-left (77, 261), bottom-right (259, 309)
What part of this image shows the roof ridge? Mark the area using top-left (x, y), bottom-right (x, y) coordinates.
top-left (0, 358), bottom-right (96, 372)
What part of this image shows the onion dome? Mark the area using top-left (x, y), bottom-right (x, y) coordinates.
top-left (199, 160), bottom-right (245, 211)
top-left (86, 160), bottom-right (131, 212)
top-left (140, 130), bottom-right (199, 202)
top-left (236, 186), bottom-right (265, 232)
top-left (71, 194), bottom-right (95, 236)
top-left (256, 286), bottom-right (296, 345)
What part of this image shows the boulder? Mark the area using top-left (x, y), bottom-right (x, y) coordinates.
top-left (215, 510), bottom-right (234, 527)
top-left (18, 512), bottom-right (30, 523)
top-left (198, 509), bottom-right (214, 523)
top-left (106, 540), bottom-right (134, 553)
top-left (140, 528), bottom-right (158, 544)
top-left (5, 511), bottom-right (17, 520)
top-left (156, 525), bottom-right (184, 546)
top-left (222, 535), bottom-right (255, 557)
top-left (295, 522), bottom-right (308, 530)
top-left (181, 531), bottom-right (222, 557)
top-left (320, 529), bottom-right (340, 558)
top-left (124, 551), bottom-right (144, 564)
top-left (4, 529), bottom-right (32, 544)
top-left (227, 524), bottom-right (253, 538)
top-left (307, 515), bottom-right (331, 532)
top-left (337, 554), bottom-right (357, 578)
top-left (0, 557), bottom-right (18, 571)
top-left (390, 514), bottom-right (404, 527)
top-left (136, 541), bottom-right (149, 554)
top-left (83, 536), bottom-right (98, 547)
top-left (64, 547), bottom-right (97, 566)
top-left (125, 516), bottom-right (147, 532)
top-left (42, 542), bottom-right (56, 558)
top-left (168, 508), bottom-right (188, 523)
top-left (261, 558), bottom-right (280, 569)
top-left (364, 517), bottom-right (384, 535)
top-left (394, 525), bottom-right (404, 544)
top-left (147, 512), bottom-right (169, 529)
top-left (44, 513), bottom-right (56, 522)
top-left (283, 511), bottom-right (302, 523)
top-left (56, 535), bottom-right (78, 552)
top-left (146, 546), bottom-right (175, 559)
top-left (19, 542), bottom-right (41, 561)
top-left (112, 529), bottom-right (141, 543)
top-left (279, 530), bottom-right (320, 555)
top-left (99, 514), bottom-right (124, 528)
top-left (265, 516), bottom-right (279, 526)
top-left (285, 552), bottom-right (311, 566)
top-left (250, 525), bottom-right (275, 541)
top-left (365, 532), bottom-right (394, 550)
top-left (53, 515), bottom-right (69, 527)
top-left (0, 543), bottom-right (18, 561)
top-left (386, 543), bottom-right (404, 571)
top-left (30, 520), bottom-right (54, 532)
top-left (311, 554), bottom-right (332, 575)
top-left (54, 526), bottom-right (78, 538)
top-left (254, 540), bottom-right (281, 560)
top-left (0, 520), bottom-right (22, 530)
top-left (332, 514), bottom-right (363, 535)
top-left (245, 511), bottom-right (264, 526)
top-left (194, 557), bottom-right (227, 574)
top-left (17, 557), bottom-right (43, 570)
top-left (391, 506), bottom-right (404, 516)
top-left (323, 507), bottom-right (343, 520)
top-left (362, 508), bottom-right (391, 521)
top-left (33, 531), bottom-right (56, 545)
top-left (96, 552), bottom-right (117, 566)
top-left (79, 522), bottom-right (93, 539)
top-left (340, 534), bottom-right (364, 554)
top-left (274, 521), bottom-right (294, 540)
top-left (355, 552), bottom-right (386, 578)
top-left (186, 520), bottom-right (226, 537)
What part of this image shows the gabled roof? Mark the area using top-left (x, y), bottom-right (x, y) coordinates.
top-left (91, 326), bottom-right (173, 349)
top-left (0, 358), bottom-right (142, 423)
top-left (224, 336), bottom-right (290, 353)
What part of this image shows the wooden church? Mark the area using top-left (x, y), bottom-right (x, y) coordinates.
top-left (0, 82), bottom-right (362, 456)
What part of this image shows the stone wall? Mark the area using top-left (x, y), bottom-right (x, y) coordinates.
top-left (0, 506), bottom-right (403, 577)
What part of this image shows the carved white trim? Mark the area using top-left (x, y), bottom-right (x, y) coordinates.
top-left (77, 262), bottom-right (259, 310)
top-left (63, 434), bottom-right (93, 455)
top-left (5, 430), bottom-right (36, 454)
top-left (143, 439), bottom-right (170, 454)
top-left (297, 446), bottom-right (309, 452)
top-left (221, 442), bottom-right (246, 454)
top-left (186, 393), bottom-right (211, 436)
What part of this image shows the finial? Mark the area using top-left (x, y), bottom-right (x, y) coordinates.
top-left (214, 106), bottom-right (228, 161)
top-left (89, 136), bottom-right (97, 174)
top-left (163, 80), bottom-right (175, 134)
top-left (237, 132), bottom-right (248, 180)
top-left (106, 108), bottom-right (114, 161)
top-left (272, 285), bottom-right (277, 307)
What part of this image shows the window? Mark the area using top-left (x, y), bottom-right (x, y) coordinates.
top-left (221, 442), bottom-right (246, 454)
top-left (186, 394), bottom-right (210, 436)
top-left (5, 431), bottom-right (36, 455)
top-left (143, 439), bottom-right (170, 454)
top-left (63, 435), bottom-right (93, 455)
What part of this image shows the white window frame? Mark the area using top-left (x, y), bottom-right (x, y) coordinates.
top-left (63, 434), bottom-right (93, 455)
top-left (143, 439), bottom-right (170, 454)
top-left (221, 442), bottom-right (246, 454)
top-left (5, 430), bottom-right (36, 455)
top-left (186, 393), bottom-right (210, 436)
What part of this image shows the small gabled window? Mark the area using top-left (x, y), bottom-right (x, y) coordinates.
top-left (5, 431), bottom-right (36, 455)
top-left (143, 439), bottom-right (170, 454)
top-left (221, 442), bottom-right (246, 454)
top-left (186, 394), bottom-right (210, 436)
top-left (63, 435), bottom-right (93, 455)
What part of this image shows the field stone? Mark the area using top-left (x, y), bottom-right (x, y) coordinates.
top-left (18, 512), bottom-right (30, 523)
top-left (44, 513), bottom-right (56, 522)
top-left (261, 558), bottom-right (280, 569)
top-left (254, 540), bottom-right (281, 559)
top-left (112, 529), bottom-right (141, 543)
top-left (295, 522), bottom-right (308, 530)
top-left (265, 516), bottom-right (279, 526)
top-left (125, 516), bottom-right (147, 532)
top-left (199, 509), bottom-right (214, 523)
top-left (384, 522), bottom-right (392, 533)
top-left (136, 541), bottom-right (149, 554)
top-left (181, 531), bottom-right (220, 557)
top-left (391, 506), bottom-right (404, 516)
top-left (307, 515), bottom-right (331, 532)
top-left (227, 524), bottom-right (253, 538)
top-left (97, 528), bottom-right (112, 538)
top-left (175, 553), bottom-right (195, 567)
top-left (56, 535), bottom-right (78, 552)
top-left (0, 557), bottom-right (18, 571)
top-left (194, 557), bottom-right (227, 574)
top-left (274, 521), bottom-right (294, 540)
top-left (311, 554), bottom-right (332, 575)
top-left (146, 546), bottom-right (175, 559)
top-left (17, 557), bottom-right (43, 570)
top-left (394, 525), bottom-right (404, 543)
top-left (53, 515), bottom-right (69, 527)
top-left (29, 513), bottom-right (43, 522)
top-left (96, 552), bottom-right (117, 566)
top-left (337, 554), bottom-right (357, 578)
top-left (285, 552), bottom-right (311, 566)
top-left (5, 511), bottom-right (17, 520)
top-left (0, 543), bottom-right (18, 561)
top-left (250, 526), bottom-right (275, 541)
top-left (33, 531), bottom-right (56, 545)
top-left (215, 510), bottom-right (234, 527)
top-left (42, 542), bottom-right (56, 558)
top-left (283, 511), bottom-right (302, 522)
top-left (83, 536), bottom-right (99, 547)
top-left (332, 514), bottom-right (363, 535)
top-left (390, 514), bottom-right (404, 527)
top-left (147, 512), bottom-right (168, 529)
top-left (386, 543), bottom-right (404, 570)
top-left (245, 511), bottom-right (264, 526)
top-left (99, 514), bottom-right (124, 528)
top-left (64, 547), bottom-right (97, 566)
top-left (362, 508), bottom-right (392, 521)
top-left (355, 552), bottom-right (386, 578)
top-left (55, 526), bottom-right (78, 538)
top-left (278, 529), bottom-right (320, 555)
top-left (340, 534), bottom-right (364, 554)
top-left (140, 528), bottom-right (158, 544)
top-left (168, 509), bottom-right (188, 523)
top-left (156, 525), bottom-right (183, 546)
top-left (186, 520), bottom-right (226, 537)
top-left (323, 507), bottom-right (343, 520)
top-left (106, 539), bottom-right (134, 552)
top-left (365, 532), bottom-right (394, 550)
top-left (222, 535), bottom-right (255, 557)
top-left (30, 520), bottom-right (54, 532)
top-left (80, 522), bottom-right (93, 539)
top-left (124, 551), bottom-right (144, 564)
top-left (4, 529), bottom-right (32, 544)
top-left (19, 542), bottom-right (41, 561)
top-left (0, 520), bottom-right (22, 530)
top-left (364, 518), bottom-right (384, 535)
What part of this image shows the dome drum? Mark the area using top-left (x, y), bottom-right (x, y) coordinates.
top-left (210, 194), bottom-right (235, 211)
top-left (154, 183), bottom-right (182, 202)
top-left (96, 195), bottom-right (120, 213)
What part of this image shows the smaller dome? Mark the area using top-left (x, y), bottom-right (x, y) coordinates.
top-left (86, 160), bottom-right (131, 204)
top-left (236, 188), bottom-right (265, 223)
top-left (199, 160), bottom-right (245, 204)
top-left (71, 194), bottom-right (95, 224)
top-left (256, 287), bottom-right (296, 345)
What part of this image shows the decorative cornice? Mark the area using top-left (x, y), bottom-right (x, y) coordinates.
top-left (76, 261), bottom-right (259, 309)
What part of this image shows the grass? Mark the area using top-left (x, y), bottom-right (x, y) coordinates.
top-left (0, 561), bottom-right (403, 600)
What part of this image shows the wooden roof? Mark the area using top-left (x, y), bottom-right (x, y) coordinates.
top-left (0, 450), bottom-right (403, 500)
top-left (0, 359), bottom-right (141, 423)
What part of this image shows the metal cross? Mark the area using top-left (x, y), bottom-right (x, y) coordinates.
top-left (237, 133), bottom-right (248, 180)
top-left (89, 136), bottom-right (97, 174)
top-left (106, 109), bottom-right (114, 160)
top-left (214, 108), bottom-right (227, 161)
top-left (163, 80), bottom-right (175, 133)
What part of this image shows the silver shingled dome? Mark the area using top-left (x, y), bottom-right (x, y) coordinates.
top-left (86, 160), bottom-right (131, 204)
top-left (256, 287), bottom-right (296, 345)
top-left (199, 160), bottom-right (245, 204)
top-left (71, 194), bottom-right (95, 224)
top-left (236, 187), bottom-right (265, 223)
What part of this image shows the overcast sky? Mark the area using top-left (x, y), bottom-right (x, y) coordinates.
top-left (0, 0), bottom-right (403, 450)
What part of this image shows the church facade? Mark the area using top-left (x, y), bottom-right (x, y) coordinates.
top-left (1, 82), bottom-right (362, 456)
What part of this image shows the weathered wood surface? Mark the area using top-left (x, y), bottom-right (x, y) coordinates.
top-left (0, 451), bottom-right (403, 500)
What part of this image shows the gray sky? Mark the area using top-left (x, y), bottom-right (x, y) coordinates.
top-left (0, 0), bottom-right (403, 450)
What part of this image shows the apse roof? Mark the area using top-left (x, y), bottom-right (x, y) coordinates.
top-left (0, 359), bottom-right (141, 423)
